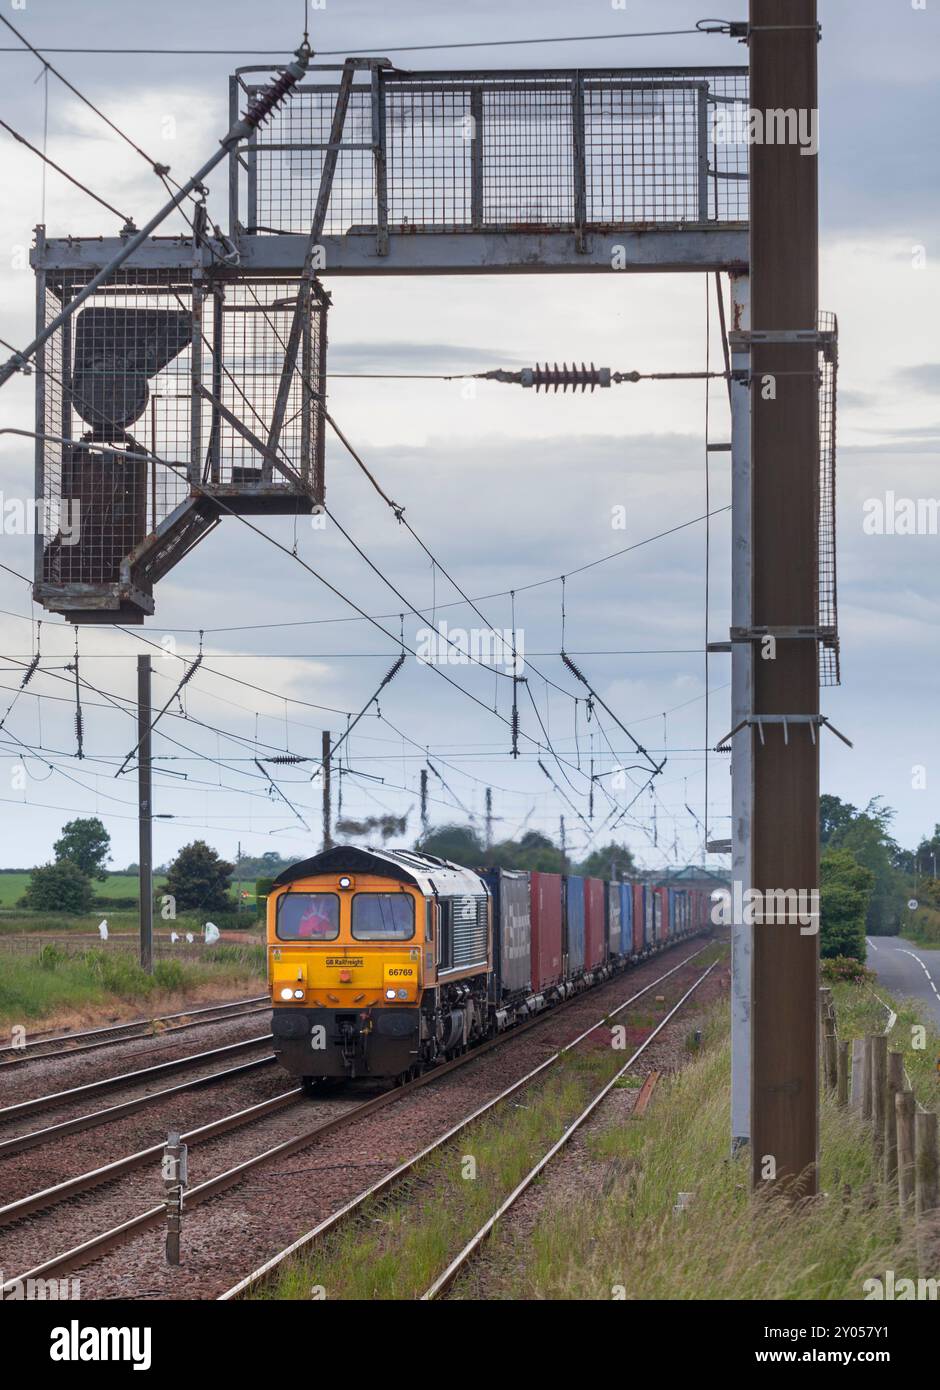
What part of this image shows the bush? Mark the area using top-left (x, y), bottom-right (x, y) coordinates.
top-left (821, 956), bottom-right (876, 985)
top-left (22, 860), bottom-right (94, 914)
top-left (153, 959), bottom-right (187, 992)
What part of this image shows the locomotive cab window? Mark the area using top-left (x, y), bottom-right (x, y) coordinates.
top-left (351, 892), bottom-right (415, 941)
top-left (276, 893), bottom-right (339, 941)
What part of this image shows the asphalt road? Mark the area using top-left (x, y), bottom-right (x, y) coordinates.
top-left (866, 936), bottom-right (940, 1028)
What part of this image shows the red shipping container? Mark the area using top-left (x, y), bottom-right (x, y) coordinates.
top-left (529, 870), bottom-right (563, 991)
top-left (584, 877), bottom-right (607, 970)
top-left (632, 883), bottom-right (645, 955)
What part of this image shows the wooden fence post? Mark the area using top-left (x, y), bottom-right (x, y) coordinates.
top-left (884, 1051), bottom-right (904, 1185)
top-left (896, 1089), bottom-right (915, 1214)
top-left (870, 1034), bottom-right (887, 1164)
top-left (914, 1110), bottom-right (939, 1273)
top-left (824, 1015), bottom-right (838, 1093)
top-left (862, 1035), bottom-right (873, 1121)
top-left (850, 1038), bottom-right (865, 1110)
top-left (837, 1040), bottom-right (849, 1107)
top-left (915, 1111), bottom-right (938, 1218)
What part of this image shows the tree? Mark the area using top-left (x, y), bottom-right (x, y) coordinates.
top-left (233, 849), bottom-right (292, 879)
top-left (914, 824), bottom-right (940, 880)
top-left (820, 847), bottom-right (874, 960)
top-left (53, 817), bottom-right (111, 880)
top-left (415, 824), bottom-right (484, 865)
top-left (163, 841), bottom-right (234, 913)
top-left (22, 860), bottom-right (94, 914)
top-left (488, 831), bottom-right (566, 873)
top-left (576, 842), bottom-right (637, 879)
top-left (818, 795), bottom-right (905, 935)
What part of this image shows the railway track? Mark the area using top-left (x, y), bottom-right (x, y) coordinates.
top-left (0, 1033), bottom-right (274, 1125)
top-left (0, 994), bottom-right (270, 1068)
top-left (0, 1054), bottom-right (277, 1160)
top-left (0, 939), bottom-right (713, 1297)
top-left (218, 948), bottom-right (717, 1300)
top-left (422, 961), bottom-right (717, 1299)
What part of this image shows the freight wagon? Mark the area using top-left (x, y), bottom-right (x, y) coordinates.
top-left (267, 846), bottom-right (711, 1088)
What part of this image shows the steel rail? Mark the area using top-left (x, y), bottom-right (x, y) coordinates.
top-left (0, 936), bottom-right (710, 1293)
top-left (0, 994), bottom-right (269, 1060)
top-left (0, 1055), bottom-right (275, 1161)
top-left (0, 1033), bottom-right (274, 1123)
top-left (0, 1086), bottom-right (302, 1227)
top-left (218, 943), bottom-right (713, 1300)
top-left (421, 961), bottom-right (718, 1299)
top-left (0, 1002), bottom-right (271, 1070)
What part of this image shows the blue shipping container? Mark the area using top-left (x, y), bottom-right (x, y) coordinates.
top-left (618, 881), bottom-right (633, 957)
top-left (564, 874), bottom-right (585, 976)
top-left (484, 868), bottom-right (532, 998)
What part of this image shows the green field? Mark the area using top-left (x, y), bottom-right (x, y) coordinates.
top-left (0, 941), bottom-right (266, 1026)
top-left (0, 871), bottom-right (169, 907)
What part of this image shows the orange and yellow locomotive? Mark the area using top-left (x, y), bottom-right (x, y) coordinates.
top-left (267, 846), bottom-right (492, 1088)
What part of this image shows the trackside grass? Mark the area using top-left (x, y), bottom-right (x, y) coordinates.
top-left (250, 971), bottom-right (937, 1302)
top-left (0, 942), bottom-right (265, 1028)
top-left (247, 947), bottom-right (727, 1302)
top-left (252, 1055), bottom-right (639, 1301)
top-left (469, 988), bottom-right (937, 1301)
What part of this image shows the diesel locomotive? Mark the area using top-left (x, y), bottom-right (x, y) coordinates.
top-left (266, 845), bottom-right (710, 1089)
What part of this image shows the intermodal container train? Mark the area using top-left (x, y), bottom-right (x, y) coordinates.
top-left (267, 846), bottom-right (711, 1089)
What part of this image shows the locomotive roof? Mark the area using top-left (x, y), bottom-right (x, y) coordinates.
top-left (272, 844), bottom-right (487, 898)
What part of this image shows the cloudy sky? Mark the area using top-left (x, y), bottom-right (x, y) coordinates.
top-left (0, 0), bottom-right (937, 876)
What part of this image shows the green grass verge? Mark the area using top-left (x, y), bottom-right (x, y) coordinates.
top-left (248, 949), bottom-right (725, 1302)
top-left (251, 1052), bottom-right (636, 1302)
top-left (0, 942), bottom-right (266, 1026)
top-left (250, 969), bottom-right (937, 1303)
top-left (829, 978), bottom-right (940, 1113)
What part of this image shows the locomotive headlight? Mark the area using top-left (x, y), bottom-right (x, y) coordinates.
top-left (279, 987), bottom-right (294, 1001)
top-left (385, 988), bottom-right (396, 1000)
top-left (293, 988), bottom-right (305, 999)
top-left (397, 988), bottom-right (408, 999)
top-left (338, 875), bottom-right (352, 889)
